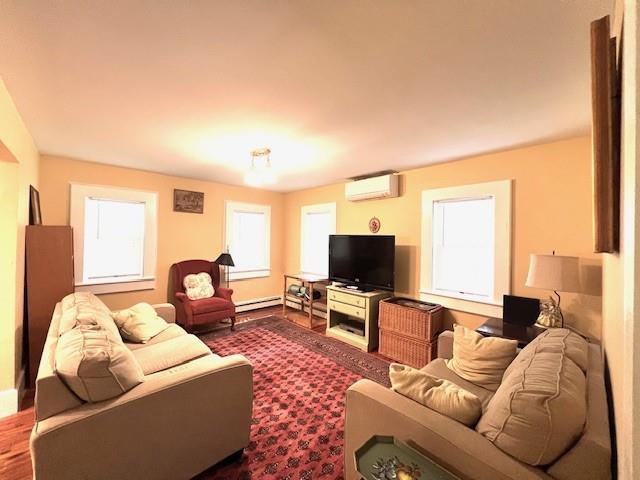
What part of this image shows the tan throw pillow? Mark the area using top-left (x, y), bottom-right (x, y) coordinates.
top-left (446, 324), bottom-right (518, 391)
top-left (183, 272), bottom-right (215, 300)
top-left (390, 363), bottom-right (482, 427)
top-left (111, 302), bottom-right (169, 343)
top-left (476, 347), bottom-right (587, 466)
top-left (55, 325), bottom-right (144, 402)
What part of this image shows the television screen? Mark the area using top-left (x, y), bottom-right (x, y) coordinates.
top-left (329, 235), bottom-right (395, 291)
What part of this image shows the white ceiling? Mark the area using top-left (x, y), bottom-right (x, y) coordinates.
top-left (0, 1), bottom-right (612, 192)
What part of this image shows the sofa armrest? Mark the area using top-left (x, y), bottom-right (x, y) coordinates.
top-left (437, 330), bottom-right (454, 359)
top-left (345, 379), bottom-right (550, 480)
top-left (152, 303), bottom-right (176, 323)
top-left (216, 287), bottom-right (234, 302)
top-left (32, 354), bottom-right (253, 480)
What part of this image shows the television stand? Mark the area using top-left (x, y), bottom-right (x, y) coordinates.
top-left (325, 285), bottom-right (392, 352)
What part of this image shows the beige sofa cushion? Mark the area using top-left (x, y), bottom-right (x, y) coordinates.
top-left (132, 334), bottom-right (212, 375)
top-left (508, 328), bottom-right (589, 374)
top-left (421, 358), bottom-right (495, 411)
top-left (58, 292), bottom-right (120, 339)
top-left (111, 302), bottom-right (169, 343)
top-left (476, 332), bottom-right (587, 466)
top-left (390, 363), bottom-right (482, 426)
top-left (446, 325), bottom-right (518, 391)
top-left (55, 325), bottom-right (144, 402)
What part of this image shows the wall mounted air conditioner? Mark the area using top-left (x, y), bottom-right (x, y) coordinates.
top-left (345, 174), bottom-right (399, 201)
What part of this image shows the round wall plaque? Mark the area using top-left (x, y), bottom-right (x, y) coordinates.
top-left (369, 217), bottom-right (381, 233)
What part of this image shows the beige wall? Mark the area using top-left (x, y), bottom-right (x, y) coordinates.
top-left (602, 1), bottom-right (640, 478)
top-left (284, 136), bottom-right (603, 338)
top-left (0, 77), bottom-right (40, 393)
top-left (39, 155), bottom-right (285, 310)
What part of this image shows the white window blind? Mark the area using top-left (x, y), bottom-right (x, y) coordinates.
top-left (300, 203), bottom-right (336, 276)
top-left (225, 201), bottom-right (271, 280)
top-left (432, 197), bottom-right (495, 298)
top-left (83, 198), bottom-right (146, 281)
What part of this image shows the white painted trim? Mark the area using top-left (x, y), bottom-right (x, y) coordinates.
top-left (235, 295), bottom-right (282, 312)
top-left (419, 291), bottom-right (503, 318)
top-left (420, 180), bottom-right (512, 316)
top-left (300, 202), bottom-right (337, 276)
top-left (70, 183), bottom-right (158, 294)
top-left (229, 269), bottom-right (270, 281)
top-left (0, 368), bottom-right (25, 419)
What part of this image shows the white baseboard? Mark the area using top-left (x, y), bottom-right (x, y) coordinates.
top-left (0, 367), bottom-right (25, 419)
top-left (236, 295), bottom-right (283, 313)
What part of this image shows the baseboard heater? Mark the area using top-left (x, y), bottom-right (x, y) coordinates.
top-left (235, 295), bottom-right (283, 313)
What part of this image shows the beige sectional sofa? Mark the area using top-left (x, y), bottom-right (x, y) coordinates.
top-left (345, 328), bottom-right (611, 480)
top-left (30, 292), bottom-right (253, 480)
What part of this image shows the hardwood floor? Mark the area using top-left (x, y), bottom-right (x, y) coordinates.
top-left (0, 306), bottom-right (327, 480)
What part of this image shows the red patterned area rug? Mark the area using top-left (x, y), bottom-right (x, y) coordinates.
top-left (195, 317), bottom-right (390, 480)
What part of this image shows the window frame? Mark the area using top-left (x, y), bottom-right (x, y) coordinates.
top-left (419, 180), bottom-right (512, 317)
top-left (70, 183), bottom-right (158, 294)
top-left (224, 200), bottom-right (271, 281)
top-left (300, 202), bottom-right (337, 276)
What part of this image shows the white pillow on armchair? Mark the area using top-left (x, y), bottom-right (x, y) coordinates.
top-left (183, 272), bottom-right (215, 300)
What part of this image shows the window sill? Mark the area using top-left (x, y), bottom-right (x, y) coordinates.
top-left (419, 290), bottom-right (503, 318)
top-left (229, 270), bottom-right (271, 281)
top-left (75, 277), bottom-right (156, 295)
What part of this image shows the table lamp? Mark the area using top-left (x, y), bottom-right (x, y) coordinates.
top-left (525, 252), bottom-right (581, 328)
top-left (214, 252), bottom-right (235, 289)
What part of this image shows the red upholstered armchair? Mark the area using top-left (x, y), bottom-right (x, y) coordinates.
top-left (170, 259), bottom-right (236, 332)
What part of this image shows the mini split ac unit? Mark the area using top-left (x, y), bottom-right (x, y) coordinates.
top-left (345, 174), bottom-right (399, 201)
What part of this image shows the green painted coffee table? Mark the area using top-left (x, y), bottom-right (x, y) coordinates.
top-left (355, 435), bottom-right (460, 480)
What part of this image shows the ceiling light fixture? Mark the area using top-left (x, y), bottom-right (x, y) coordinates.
top-left (245, 148), bottom-right (276, 187)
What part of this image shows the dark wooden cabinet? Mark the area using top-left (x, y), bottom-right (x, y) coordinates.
top-left (25, 225), bottom-right (74, 386)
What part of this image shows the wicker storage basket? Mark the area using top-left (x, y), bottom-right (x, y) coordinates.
top-left (378, 298), bottom-right (443, 367)
top-left (379, 298), bottom-right (443, 341)
top-left (379, 330), bottom-right (437, 368)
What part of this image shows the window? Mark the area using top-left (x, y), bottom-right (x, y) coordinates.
top-left (70, 184), bottom-right (158, 294)
top-left (420, 180), bottom-right (511, 317)
top-left (225, 201), bottom-right (271, 280)
top-left (300, 203), bottom-right (336, 276)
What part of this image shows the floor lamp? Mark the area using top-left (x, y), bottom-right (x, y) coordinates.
top-left (214, 252), bottom-right (235, 289)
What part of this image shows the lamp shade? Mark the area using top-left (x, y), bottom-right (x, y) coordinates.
top-left (525, 254), bottom-right (581, 293)
top-left (214, 252), bottom-right (235, 267)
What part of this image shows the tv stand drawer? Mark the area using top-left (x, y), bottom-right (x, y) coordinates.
top-left (327, 289), bottom-right (366, 308)
top-left (328, 299), bottom-right (366, 320)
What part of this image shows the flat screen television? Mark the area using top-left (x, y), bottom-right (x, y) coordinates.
top-left (328, 235), bottom-right (395, 291)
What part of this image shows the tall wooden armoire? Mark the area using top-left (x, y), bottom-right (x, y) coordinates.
top-left (25, 225), bottom-right (74, 386)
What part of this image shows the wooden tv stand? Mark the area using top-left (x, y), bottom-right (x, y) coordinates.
top-left (324, 285), bottom-right (392, 352)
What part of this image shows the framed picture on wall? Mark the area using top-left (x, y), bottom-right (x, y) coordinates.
top-left (29, 185), bottom-right (42, 225)
top-left (173, 189), bottom-right (204, 214)
top-left (591, 15), bottom-right (621, 253)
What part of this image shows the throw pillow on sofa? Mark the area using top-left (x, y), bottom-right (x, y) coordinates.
top-left (183, 272), bottom-right (215, 300)
top-left (389, 363), bottom-right (482, 427)
top-left (447, 324), bottom-right (518, 391)
top-left (55, 324), bottom-right (144, 402)
top-left (475, 328), bottom-right (588, 466)
top-left (111, 302), bottom-right (169, 343)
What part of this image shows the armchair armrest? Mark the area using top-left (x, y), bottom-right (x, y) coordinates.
top-left (151, 303), bottom-right (175, 323)
top-left (216, 286), bottom-right (234, 302)
top-left (175, 291), bottom-right (188, 302)
top-left (437, 330), bottom-right (454, 360)
top-left (345, 379), bottom-right (547, 480)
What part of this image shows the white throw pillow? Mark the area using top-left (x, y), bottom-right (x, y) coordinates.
top-left (183, 272), bottom-right (215, 300)
top-left (111, 302), bottom-right (169, 343)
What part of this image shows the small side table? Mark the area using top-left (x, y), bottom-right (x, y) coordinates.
top-left (476, 318), bottom-right (546, 348)
top-left (282, 273), bottom-right (329, 329)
